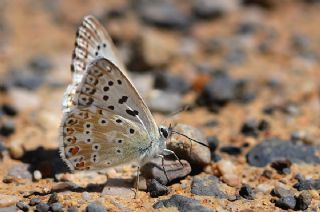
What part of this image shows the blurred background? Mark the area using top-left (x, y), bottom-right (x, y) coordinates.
top-left (0, 0), bottom-right (319, 190)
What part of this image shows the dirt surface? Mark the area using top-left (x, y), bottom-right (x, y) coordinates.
top-left (0, 0), bottom-right (320, 211)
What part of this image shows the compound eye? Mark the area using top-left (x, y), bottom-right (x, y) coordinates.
top-left (160, 127), bottom-right (169, 138)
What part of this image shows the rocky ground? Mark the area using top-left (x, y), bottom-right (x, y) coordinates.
top-left (0, 0), bottom-right (320, 211)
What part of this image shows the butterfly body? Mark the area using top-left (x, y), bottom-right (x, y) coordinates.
top-left (59, 17), bottom-right (170, 171)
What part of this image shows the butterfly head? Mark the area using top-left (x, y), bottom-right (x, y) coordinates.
top-left (159, 124), bottom-right (173, 140)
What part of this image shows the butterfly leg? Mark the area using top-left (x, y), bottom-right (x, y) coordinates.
top-left (157, 154), bottom-right (169, 184)
top-left (163, 149), bottom-right (184, 167)
top-left (134, 166), bottom-right (140, 199)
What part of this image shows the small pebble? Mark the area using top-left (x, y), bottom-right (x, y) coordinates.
top-left (141, 158), bottom-right (191, 185)
top-left (29, 198), bottom-right (41, 206)
top-left (239, 184), bottom-right (255, 200)
top-left (220, 146), bottom-right (242, 156)
top-left (47, 193), bottom-right (59, 205)
top-left (33, 170), bottom-right (42, 181)
top-left (153, 194), bottom-right (212, 211)
top-left (275, 196), bottom-right (296, 210)
top-left (7, 164), bottom-right (32, 179)
top-left (272, 186), bottom-right (294, 198)
top-left (167, 124), bottom-right (211, 167)
top-left (8, 142), bottom-right (24, 159)
top-left (82, 191), bottom-right (92, 201)
top-left (16, 201), bottom-right (29, 212)
top-left (154, 71), bottom-right (190, 94)
top-left (0, 121), bottom-right (15, 137)
top-left (191, 175), bottom-right (228, 198)
top-left (240, 119), bottom-right (259, 137)
top-left (270, 160), bottom-right (292, 175)
top-left (67, 206), bottom-right (79, 212)
top-left (211, 153), bottom-right (221, 162)
top-left (1, 104), bottom-right (18, 116)
top-left (294, 178), bottom-right (320, 191)
top-left (85, 203), bottom-right (107, 212)
top-left (247, 138), bottom-right (320, 167)
top-left (147, 179), bottom-right (169, 198)
top-left (295, 191), bottom-right (312, 210)
top-left (50, 202), bottom-right (63, 212)
top-left (207, 136), bottom-right (219, 151)
top-left (261, 170), bottom-right (272, 179)
top-left (35, 202), bottom-right (50, 212)
top-left (28, 55), bottom-right (53, 73)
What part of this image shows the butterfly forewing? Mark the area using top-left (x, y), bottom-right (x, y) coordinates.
top-left (74, 58), bottom-right (159, 135)
top-left (63, 15), bottom-right (127, 112)
top-left (60, 107), bottom-right (152, 170)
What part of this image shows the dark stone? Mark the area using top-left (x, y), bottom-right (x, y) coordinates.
top-left (294, 178), bottom-right (320, 191)
top-left (147, 179), bottom-right (169, 198)
top-left (203, 120), bottom-right (219, 128)
top-left (67, 206), bottom-right (78, 212)
top-left (240, 120), bottom-right (259, 137)
top-left (192, 0), bottom-right (239, 19)
top-left (272, 186), bottom-right (295, 198)
top-left (235, 22), bottom-right (258, 35)
top-left (225, 48), bottom-right (247, 65)
top-left (220, 146), bottom-right (242, 156)
top-left (295, 191), bottom-right (312, 210)
top-left (0, 141), bottom-right (7, 160)
top-left (197, 73), bottom-right (236, 109)
top-left (261, 170), bottom-right (272, 179)
top-left (141, 158), bottom-right (191, 185)
top-left (239, 184), bottom-right (255, 200)
top-left (0, 121), bottom-right (15, 137)
top-left (7, 164), bottom-right (32, 179)
top-left (258, 120), bottom-right (269, 131)
top-left (191, 175), bottom-right (228, 198)
top-left (270, 160), bottom-right (292, 175)
top-left (29, 198), bottom-right (41, 206)
top-left (211, 153), bottom-right (221, 162)
top-left (0, 83), bottom-right (8, 93)
top-left (242, 0), bottom-right (277, 9)
top-left (291, 34), bottom-right (311, 53)
top-left (153, 194), bottom-right (212, 212)
top-left (275, 196), bottom-right (296, 210)
top-left (16, 201), bottom-right (29, 212)
top-left (9, 67), bottom-right (45, 90)
top-left (294, 173), bottom-right (305, 182)
top-left (154, 72), bottom-right (190, 94)
top-left (85, 203), bottom-right (107, 212)
top-left (207, 136), bottom-right (219, 151)
top-left (282, 102), bottom-right (299, 115)
top-left (50, 203), bottom-right (63, 212)
top-left (136, 0), bottom-right (190, 28)
top-left (246, 139), bottom-right (320, 167)
top-left (28, 55), bottom-right (53, 74)
top-left (47, 193), bottom-right (59, 205)
top-left (1, 104), bottom-right (18, 117)
top-left (35, 203), bottom-right (50, 212)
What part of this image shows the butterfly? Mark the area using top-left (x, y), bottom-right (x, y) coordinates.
top-left (59, 15), bottom-right (177, 172)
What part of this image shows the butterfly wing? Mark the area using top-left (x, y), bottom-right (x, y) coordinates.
top-left (63, 15), bottom-right (127, 112)
top-left (60, 107), bottom-right (152, 171)
top-left (60, 58), bottom-right (160, 171)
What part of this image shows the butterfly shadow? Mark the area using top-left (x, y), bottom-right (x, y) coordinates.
top-left (20, 147), bottom-right (69, 178)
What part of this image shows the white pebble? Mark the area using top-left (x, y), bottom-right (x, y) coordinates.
top-left (33, 170), bottom-right (42, 181)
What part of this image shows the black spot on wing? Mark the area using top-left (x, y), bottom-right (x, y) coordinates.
top-left (118, 96), bottom-right (128, 104)
top-left (126, 109), bottom-right (139, 116)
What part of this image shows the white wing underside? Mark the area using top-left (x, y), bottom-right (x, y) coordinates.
top-left (62, 15), bottom-right (128, 113)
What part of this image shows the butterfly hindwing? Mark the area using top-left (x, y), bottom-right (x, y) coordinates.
top-left (60, 107), bottom-right (152, 170)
